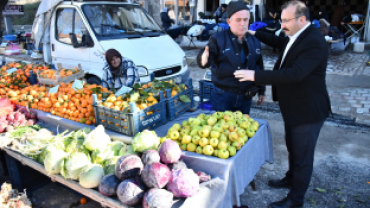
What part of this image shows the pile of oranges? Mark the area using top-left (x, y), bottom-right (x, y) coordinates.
top-left (1, 81), bottom-right (112, 125)
top-left (59, 68), bottom-right (79, 78)
top-left (39, 70), bottom-right (57, 79)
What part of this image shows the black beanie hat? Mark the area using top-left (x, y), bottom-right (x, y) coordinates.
top-left (227, 1), bottom-right (249, 19)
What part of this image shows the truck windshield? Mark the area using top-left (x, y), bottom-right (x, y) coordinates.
top-left (82, 4), bottom-right (163, 40)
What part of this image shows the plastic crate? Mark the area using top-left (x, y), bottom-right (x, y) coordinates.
top-left (58, 70), bottom-right (84, 84)
top-left (5, 153), bottom-right (50, 192)
top-left (199, 80), bottom-right (215, 103)
top-left (93, 91), bottom-right (167, 136)
top-left (165, 78), bottom-right (195, 121)
top-left (199, 101), bottom-right (212, 110)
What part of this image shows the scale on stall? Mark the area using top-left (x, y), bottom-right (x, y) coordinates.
top-left (203, 69), bottom-right (212, 81)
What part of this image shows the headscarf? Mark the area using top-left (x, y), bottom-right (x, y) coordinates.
top-left (105, 49), bottom-right (122, 77)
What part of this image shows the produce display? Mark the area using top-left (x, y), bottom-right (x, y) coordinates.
top-left (0, 123), bottom-right (211, 207)
top-left (0, 183), bottom-right (31, 208)
top-left (96, 78), bottom-right (190, 113)
top-left (161, 111), bottom-right (259, 159)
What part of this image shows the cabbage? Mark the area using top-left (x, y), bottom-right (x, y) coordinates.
top-left (119, 145), bottom-right (140, 156)
top-left (115, 155), bottom-right (144, 181)
top-left (44, 149), bottom-right (68, 175)
top-left (142, 188), bottom-right (173, 208)
top-left (108, 141), bottom-right (126, 156)
top-left (91, 147), bottom-right (114, 165)
top-left (141, 150), bottom-right (160, 165)
top-left (141, 162), bottom-right (171, 189)
top-left (117, 177), bottom-right (147, 206)
top-left (60, 152), bottom-right (91, 180)
top-left (99, 174), bottom-right (120, 196)
top-left (168, 160), bottom-right (187, 171)
top-left (103, 156), bottom-right (121, 175)
top-left (79, 164), bottom-right (105, 189)
top-left (65, 138), bottom-right (85, 153)
top-left (39, 144), bottom-right (58, 164)
top-left (158, 140), bottom-right (182, 164)
top-left (166, 169), bottom-right (200, 198)
top-left (132, 130), bottom-right (160, 152)
top-left (83, 125), bottom-right (111, 151)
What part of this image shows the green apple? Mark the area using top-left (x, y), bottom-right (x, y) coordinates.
top-left (236, 119), bottom-right (244, 126)
top-left (160, 137), bottom-right (168, 143)
top-left (243, 114), bottom-right (250, 119)
top-left (226, 140), bottom-right (231, 147)
top-left (192, 135), bottom-right (201, 145)
top-left (197, 113), bottom-right (206, 119)
top-left (222, 129), bottom-right (230, 137)
top-left (172, 123), bottom-right (181, 131)
top-left (203, 125), bottom-right (212, 131)
top-left (232, 142), bottom-right (242, 150)
top-left (227, 120), bottom-right (237, 126)
top-left (169, 131), bottom-right (180, 140)
top-left (236, 137), bottom-right (245, 146)
top-left (196, 146), bottom-right (203, 154)
top-left (228, 146), bottom-right (237, 156)
top-left (203, 145), bottom-right (214, 156)
top-left (218, 149), bottom-right (230, 159)
top-left (204, 115), bottom-right (211, 120)
top-left (217, 119), bottom-right (225, 125)
top-left (229, 125), bottom-right (238, 132)
top-left (207, 116), bottom-right (217, 126)
top-left (210, 131), bottom-right (220, 139)
top-left (224, 114), bottom-right (234, 122)
top-left (187, 143), bottom-right (197, 152)
top-left (250, 122), bottom-right (259, 131)
top-left (213, 149), bottom-right (219, 157)
top-left (221, 123), bottom-right (230, 130)
top-left (219, 133), bottom-right (228, 142)
top-left (211, 125), bottom-right (222, 132)
top-left (246, 128), bottom-right (255, 138)
top-left (188, 118), bottom-right (194, 124)
top-left (248, 118), bottom-right (255, 122)
top-left (199, 128), bottom-right (210, 138)
top-left (234, 111), bottom-right (243, 119)
top-left (241, 135), bottom-right (248, 143)
top-left (197, 126), bottom-right (203, 131)
top-left (182, 120), bottom-right (190, 127)
top-left (217, 141), bottom-right (228, 150)
top-left (180, 129), bottom-right (190, 137)
top-left (199, 137), bottom-right (209, 147)
top-left (228, 131), bottom-right (239, 142)
top-left (212, 112), bottom-right (224, 120)
top-left (200, 119), bottom-right (207, 126)
top-left (180, 143), bottom-right (187, 151)
top-left (209, 138), bottom-right (219, 147)
top-left (181, 134), bottom-right (192, 144)
top-left (240, 121), bottom-right (249, 129)
top-left (236, 128), bottom-right (246, 138)
top-left (190, 129), bottom-right (199, 136)
top-left (190, 118), bottom-right (201, 126)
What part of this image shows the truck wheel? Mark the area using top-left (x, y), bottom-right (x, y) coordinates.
top-left (87, 76), bottom-right (102, 85)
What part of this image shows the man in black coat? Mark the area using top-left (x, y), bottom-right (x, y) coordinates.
top-left (234, 1), bottom-right (331, 208)
top-left (160, 7), bottom-right (174, 31)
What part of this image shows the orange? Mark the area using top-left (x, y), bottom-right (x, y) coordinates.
top-left (85, 120), bottom-right (92, 125)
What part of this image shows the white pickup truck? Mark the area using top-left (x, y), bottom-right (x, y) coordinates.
top-left (32, 0), bottom-right (189, 84)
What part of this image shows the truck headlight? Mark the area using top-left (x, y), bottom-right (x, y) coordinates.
top-left (183, 56), bottom-right (187, 67)
top-left (136, 66), bottom-right (148, 77)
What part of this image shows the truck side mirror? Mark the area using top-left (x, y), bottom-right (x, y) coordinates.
top-left (82, 33), bottom-right (94, 47)
top-left (69, 32), bottom-right (79, 48)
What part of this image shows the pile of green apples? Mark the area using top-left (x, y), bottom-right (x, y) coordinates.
top-left (160, 111), bottom-right (259, 159)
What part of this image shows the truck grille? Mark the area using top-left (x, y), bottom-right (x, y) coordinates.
top-left (153, 66), bottom-right (181, 77)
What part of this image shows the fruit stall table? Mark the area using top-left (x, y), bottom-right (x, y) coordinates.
top-left (154, 109), bottom-right (274, 208)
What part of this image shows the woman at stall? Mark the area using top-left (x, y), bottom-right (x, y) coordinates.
top-left (101, 49), bottom-right (140, 90)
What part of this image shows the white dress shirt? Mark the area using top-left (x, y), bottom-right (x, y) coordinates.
top-left (280, 22), bottom-right (311, 68)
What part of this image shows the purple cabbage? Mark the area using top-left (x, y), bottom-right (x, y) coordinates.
top-left (158, 140), bottom-right (182, 164)
top-left (166, 169), bottom-right (200, 198)
top-left (141, 162), bottom-right (171, 189)
top-left (99, 174), bottom-right (120, 196)
top-left (116, 177), bottom-right (147, 206)
top-left (115, 154), bottom-right (144, 181)
top-left (142, 188), bottom-right (173, 208)
top-left (141, 150), bottom-right (160, 165)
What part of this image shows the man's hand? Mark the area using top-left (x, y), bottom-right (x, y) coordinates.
top-left (257, 95), bottom-right (265, 106)
top-left (247, 30), bottom-right (256, 36)
top-left (234, 70), bottom-right (255, 81)
top-left (201, 46), bottom-right (209, 67)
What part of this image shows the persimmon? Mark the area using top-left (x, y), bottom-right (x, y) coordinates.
top-left (81, 100), bottom-right (88, 107)
top-left (78, 113), bottom-right (85, 119)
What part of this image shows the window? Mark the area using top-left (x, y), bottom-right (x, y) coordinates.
top-left (56, 8), bottom-right (89, 45)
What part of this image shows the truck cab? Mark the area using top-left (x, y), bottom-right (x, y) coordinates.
top-left (40, 0), bottom-right (189, 84)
